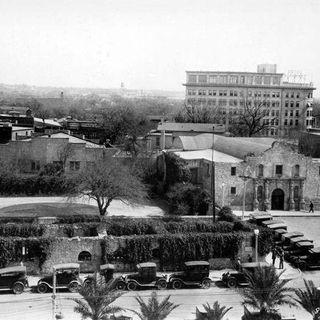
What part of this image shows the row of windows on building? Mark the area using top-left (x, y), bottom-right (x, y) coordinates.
top-left (188, 89), bottom-right (283, 98)
top-left (229, 164), bottom-right (300, 177)
top-left (188, 74), bottom-right (281, 86)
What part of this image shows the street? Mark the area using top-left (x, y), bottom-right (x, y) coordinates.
top-left (0, 281), bottom-right (312, 320)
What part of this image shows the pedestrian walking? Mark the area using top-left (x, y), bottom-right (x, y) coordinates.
top-left (309, 201), bottom-right (314, 213)
top-left (272, 247), bottom-right (277, 266)
top-left (247, 254), bottom-right (253, 262)
top-left (279, 248), bottom-right (284, 269)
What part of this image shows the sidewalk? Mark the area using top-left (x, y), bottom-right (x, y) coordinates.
top-left (233, 209), bottom-right (320, 218)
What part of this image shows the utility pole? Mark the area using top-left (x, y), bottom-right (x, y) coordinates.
top-left (52, 267), bottom-right (56, 320)
top-left (211, 126), bottom-right (215, 223)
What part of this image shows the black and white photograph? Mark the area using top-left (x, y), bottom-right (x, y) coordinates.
top-left (0, 0), bottom-right (320, 319)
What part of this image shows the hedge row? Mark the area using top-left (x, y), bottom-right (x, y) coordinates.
top-left (0, 237), bottom-right (52, 268)
top-left (102, 232), bottom-right (244, 268)
top-left (0, 224), bottom-right (46, 238)
top-left (0, 175), bottom-right (74, 195)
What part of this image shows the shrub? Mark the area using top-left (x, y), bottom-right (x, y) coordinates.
top-left (218, 206), bottom-right (237, 222)
top-left (56, 215), bottom-right (100, 224)
top-left (0, 224), bottom-right (46, 237)
top-left (62, 223), bottom-right (99, 237)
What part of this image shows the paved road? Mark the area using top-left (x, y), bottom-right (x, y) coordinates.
top-left (0, 196), bottom-right (164, 217)
top-left (0, 282), bottom-right (312, 320)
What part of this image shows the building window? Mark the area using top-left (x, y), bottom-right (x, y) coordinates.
top-left (285, 110), bottom-right (288, 117)
top-left (231, 167), bottom-right (236, 176)
top-left (257, 186), bottom-right (263, 200)
top-left (289, 119), bottom-right (293, 126)
top-left (258, 164), bottom-right (264, 177)
top-left (78, 251), bottom-right (92, 262)
top-left (188, 75), bottom-right (197, 83)
top-left (70, 161), bottom-right (80, 171)
top-left (264, 76), bottom-right (271, 85)
top-left (290, 110), bottom-right (293, 117)
top-left (31, 160), bottom-right (40, 171)
top-left (285, 92), bottom-right (289, 98)
top-left (255, 76), bottom-right (262, 84)
top-left (296, 102), bottom-right (300, 108)
top-left (295, 119), bottom-right (299, 126)
top-left (198, 75), bottom-right (207, 83)
top-left (230, 76), bottom-right (238, 84)
top-left (296, 92), bottom-right (300, 99)
top-left (295, 110), bottom-right (299, 117)
top-left (291, 92), bottom-right (295, 98)
top-left (285, 101), bottom-right (289, 108)
top-left (240, 76), bottom-right (245, 84)
top-left (208, 75), bottom-right (217, 83)
top-left (294, 165), bottom-right (300, 177)
top-left (155, 136), bottom-right (160, 147)
top-left (290, 101), bottom-right (294, 108)
top-left (275, 165), bottom-right (283, 176)
top-left (230, 187), bottom-right (236, 195)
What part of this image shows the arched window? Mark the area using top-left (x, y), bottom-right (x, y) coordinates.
top-left (294, 165), bottom-right (300, 177)
top-left (78, 251), bottom-right (92, 262)
top-left (258, 164), bottom-right (264, 177)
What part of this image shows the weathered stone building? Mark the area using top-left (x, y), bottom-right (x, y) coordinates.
top-left (169, 134), bottom-right (320, 211)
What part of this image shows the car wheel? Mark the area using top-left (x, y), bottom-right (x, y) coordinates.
top-left (116, 281), bottom-right (126, 290)
top-left (299, 262), bottom-right (307, 271)
top-left (37, 283), bottom-right (49, 294)
top-left (201, 279), bottom-right (211, 289)
top-left (127, 281), bottom-right (137, 291)
top-left (12, 282), bottom-right (24, 294)
top-left (156, 279), bottom-right (167, 290)
top-left (68, 281), bottom-right (81, 293)
top-left (227, 278), bottom-right (237, 289)
top-left (172, 279), bottom-right (183, 290)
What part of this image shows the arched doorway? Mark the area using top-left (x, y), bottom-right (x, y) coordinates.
top-left (271, 189), bottom-right (285, 210)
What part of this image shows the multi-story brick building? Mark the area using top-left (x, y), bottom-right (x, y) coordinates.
top-left (184, 64), bottom-right (315, 137)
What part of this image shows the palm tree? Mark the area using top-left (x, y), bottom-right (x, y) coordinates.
top-left (240, 266), bottom-right (295, 319)
top-left (131, 291), bottom-right (179, 320)
top-left (73, 274), bottom-right (124, 320)
top-left (196, 301), bottom-right (232, 320)
top-left (294, 279), bottom-right (320, 320)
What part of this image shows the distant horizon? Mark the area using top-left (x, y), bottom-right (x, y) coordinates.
top-left (0, 0), bottom-right (319, 95)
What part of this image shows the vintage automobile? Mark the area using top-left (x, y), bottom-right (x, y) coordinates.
top-left (249, 214), bottom-right (273, 226)
top-left (273, 228), bottom-right (288, 245)
top-left (122, 262), bottom-right (167, 291)
top-left (267, 223), bottom-right (287, 232)
top-left (0, 265), bottom-right (28, 294)
top-left (281, 232), bottom-right (304, 246)
top-left (37, 263), bottom-right (82, 293)
top-left (283, 236), bottom-right (310, 253)
top-left (83, 263), bottom-right (126, 290)
top-left (168, 261), bottom-right (211, 289)
top-left (222, 262), bottom-right (269, 288)
top-left (294, 247), bottom-right (320, 270)
top-left (261, 219), bottom-right (285, 228)
top-left (287, 241), bottom-right (314, 263)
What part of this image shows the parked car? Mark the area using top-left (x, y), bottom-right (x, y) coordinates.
top-left (222, 262), bottom-right (269, 288)
top-left (0, 266), bottom-right (28, 294)
top-left (294, 247), bottom-right (320, 270)
top-left (249, 214), bottom-right (272, 226)
top-left (287, 241), bottom-right (314, 263)
top-left (168, 261), bottom-right (211, 289)
top-left (281, 232), bottom-right (304, 246)
top-left (84, 263), bottom-right (126, 290)
top-left (37, 263), bottom-right (82, 293)
top-left (273, 228), bottom-right (288, 245)
top-left (122, 262), bottom-right (167, 291)
top-left (283, 236), bottom-right (310, 253)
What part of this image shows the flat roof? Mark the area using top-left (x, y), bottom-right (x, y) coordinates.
top-left (137, 262), bottom-right (156, 268)
top-left (282, 232), bottom-right (304, 239)
top-left (184, 261), bottom-right (210, 266)
top-left (54, 263), bottom-right (80, 270)
top-left (267, 223), bottom-right (287, 229)
top-left (174, 149), bottom-right (242, 163)
top-left (0, 266), bottom-right (26, 274)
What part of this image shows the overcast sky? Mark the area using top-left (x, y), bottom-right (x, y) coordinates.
top-left (0, 0), bottom-right (319, 94)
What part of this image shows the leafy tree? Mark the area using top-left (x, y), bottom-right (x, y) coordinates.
top-left (294, 279), bottom-right (320, 320)
top-left (240, 266), bottom-right (295, 319)
top-left (131, 292), bottom-right (179, 320)
top-left (72, 158), bottom-right (147, 216)
top-left (196, 301), bottom-right (232, 320)
top-left (73, 274), bottom-right (124, 320)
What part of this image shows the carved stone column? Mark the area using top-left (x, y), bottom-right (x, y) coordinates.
top-left (289, 180), bottom-right (295, 211)
top-left (300, 179), bottom-right (306, 211)
top-left (264, 180), bottom-right (270, 210)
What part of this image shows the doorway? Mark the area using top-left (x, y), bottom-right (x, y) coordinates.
top-left (271, 188), bottom-right (284, 210)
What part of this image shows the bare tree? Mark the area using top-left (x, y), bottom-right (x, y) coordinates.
top-left (57, 143), bottom-right (74, 170)
top-left (174, 102), bottom-right (225, 124)
top-left (72, 158), bottom-right (147, 217)
top-left (229, 96), bottom-right (275, 137)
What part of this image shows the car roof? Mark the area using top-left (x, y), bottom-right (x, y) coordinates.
top-left (267, 223), bottom-right (287, 229)
top-left (296, 241), bottom-right (314, 247)
top-left (283, 232), bottom-right (304, 239)
top-left (100, 264), bottom-right (115, 271)
top-left (241, 262), bottom-right (269, 268)
top-left (310, 247), bottom-right (320, 254)
top-left (251, 214), bottom-right (273, 220)
top-left (291, 237), bottom-right (312, 243)
top-left (137, 262), bottom-right (156, 268)
top-left (262, 219), bottom-right (284, 226)
top-left (274, 228), bottom-right (287, 234)
top-left (54, 263), bottom-right (80, 270)
top-left (0, 266), bottom-right (26, 274)
top-left (184, 261), bottom-right (210, 266)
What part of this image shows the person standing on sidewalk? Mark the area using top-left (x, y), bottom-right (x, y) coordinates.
top-left (279, 248), bottom-right (284, 269)
top-left (309, 201), bottom-right (314, 213)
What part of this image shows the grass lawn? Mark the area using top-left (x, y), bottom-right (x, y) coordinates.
top-left (0, 202), bottom-right (99, 217)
